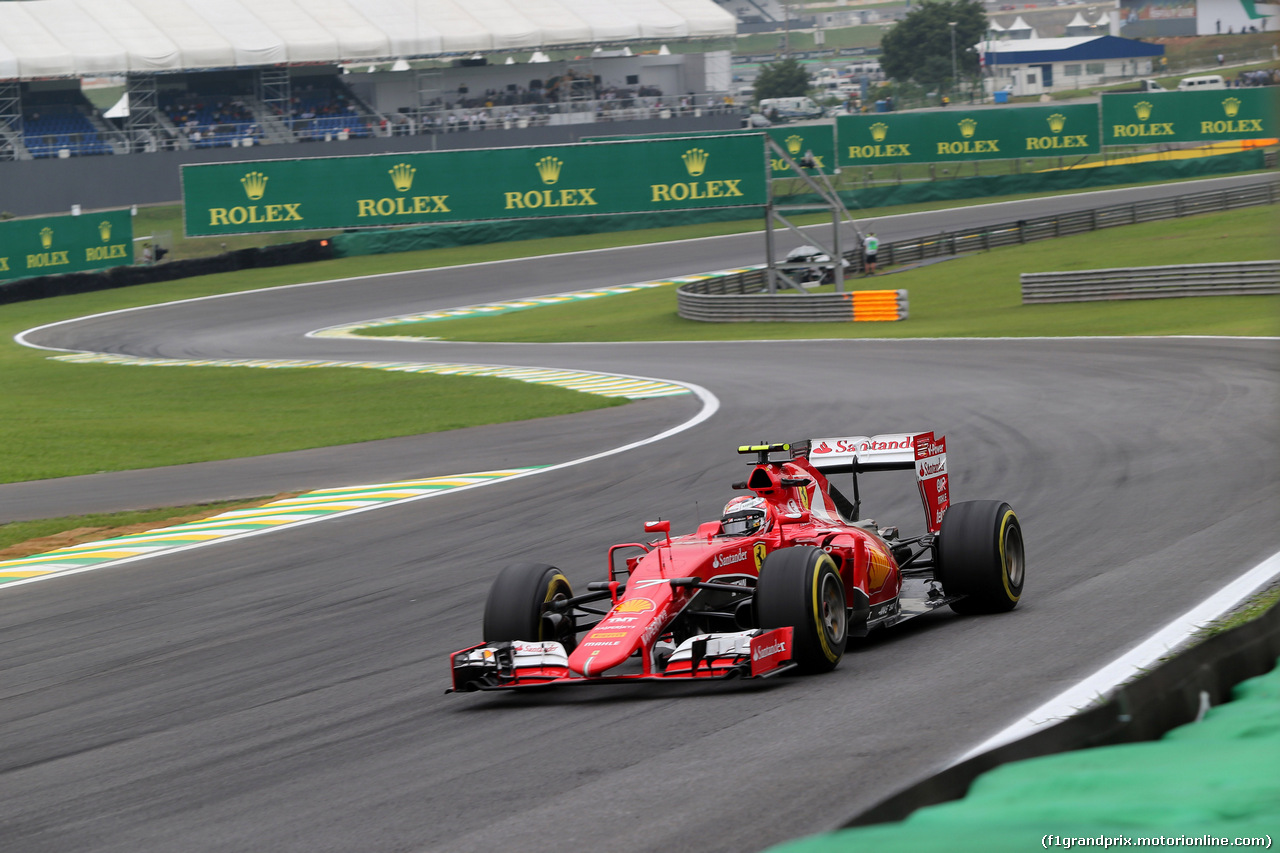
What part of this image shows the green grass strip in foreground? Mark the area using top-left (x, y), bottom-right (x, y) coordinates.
top-left (361, 206), bottom-right (1280, 342)
top-left (765, 652), bottom-right (1280, 853)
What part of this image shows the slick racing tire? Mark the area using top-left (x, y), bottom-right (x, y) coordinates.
top-left (483, 562), bottom-right (577, 652)
top-left (755, 546), bottom-right (847, 673)
top-left (936, 501), bottom-right (1025, 614)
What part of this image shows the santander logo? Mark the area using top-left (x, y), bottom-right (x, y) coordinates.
top-left (752, 640), bottom-right (787, 661)
top-left (712, 550), bottom-right (750, 569)
top-left (814, 441), bottom-right (833, 454)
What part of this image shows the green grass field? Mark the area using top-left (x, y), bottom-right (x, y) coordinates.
top-left (3, 198), bottom-right (1274, 491)
top-left (361, 206), bottom-right (1280, 343)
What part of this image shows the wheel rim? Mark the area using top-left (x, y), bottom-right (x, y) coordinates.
top-left (1003, 524), bottom-right (1025, 589)
top-left (819, 572), bottom-right (846, 642)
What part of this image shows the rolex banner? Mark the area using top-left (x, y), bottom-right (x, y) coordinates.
top-left (182, 136), bottom-right (767, 236)
top-left (581, 125), bottom-right (838, 177)
top-left (837, 104), bottom-right (1100, 166)
top-left (0, 210), bottom-right (134, 282)
top-left (1101, 89), bottom-right (1280, 145)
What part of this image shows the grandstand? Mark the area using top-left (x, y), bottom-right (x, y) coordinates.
top-left (0, 0), bottom-right (737, 161)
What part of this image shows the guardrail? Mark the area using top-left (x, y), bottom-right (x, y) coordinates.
top-left (675, 180), bottom-right (1275, 322)
top-left (676, 275), bottom-right (907, 322)
top-left (849, 180), bottom-right (1278, 274)
top-left (1022, 260), bottom-right (1280, 303)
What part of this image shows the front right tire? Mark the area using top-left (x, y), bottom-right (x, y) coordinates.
top-left (482, 562), bottom-right (577, 651)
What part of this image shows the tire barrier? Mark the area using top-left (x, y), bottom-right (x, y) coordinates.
top-left (1021, 260), bottom-right (1280, 303)
top-left (676, 272), bottom-right (908, 322)
top-left (0, 238), bottom-right (334, 306)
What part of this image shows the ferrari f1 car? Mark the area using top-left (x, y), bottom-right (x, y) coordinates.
top-left (449, 434), bottom-right (1024, 692)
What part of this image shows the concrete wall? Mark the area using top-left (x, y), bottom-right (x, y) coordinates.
top-left (0, 113), bottom-right (742, 217)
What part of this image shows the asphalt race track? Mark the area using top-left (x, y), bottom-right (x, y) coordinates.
top-left (3, 175), bottom-right (1278, 853)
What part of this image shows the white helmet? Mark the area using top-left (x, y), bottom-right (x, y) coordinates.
top-left (721, 495), bottom-right (768, 536)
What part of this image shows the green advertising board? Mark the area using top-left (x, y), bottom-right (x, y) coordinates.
top-left (582, 125), bottom-right (838, 177)
top-left (182, 135), bottom-right (767, 237)
top-left (0, 209), bottom-right (133, 282)
top-left (837, 104), bottom-right (1100, 166)
top-left (1101, 88), bottom-right (1279, 145)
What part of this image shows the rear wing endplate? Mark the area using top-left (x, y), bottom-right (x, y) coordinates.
top-left (804, 433), bottom-right (950, 532)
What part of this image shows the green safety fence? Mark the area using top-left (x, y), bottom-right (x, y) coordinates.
top-left (766, 654), bottom-right (1280, 852)
top-left (330, 151), bottom-right (1265, 259)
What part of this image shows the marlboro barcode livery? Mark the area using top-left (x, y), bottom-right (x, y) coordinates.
top-left (450, 435), bottom-right (1024, 693)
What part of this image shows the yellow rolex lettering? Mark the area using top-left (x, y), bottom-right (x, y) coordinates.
top-left (210, 208), bottom-right (229, 226)
top-left (1201, 119), bottom-right (1263, 134)
top-left (1111, 123), bottom-right (1175, 138)
top-left (651, 184), bottom-right (671, 202)
top-left (84, 244), bottom-right (128, 262)
top-left (504, 191), bottom-right (525, 209)
top-left (846, 144), bottom-right (911, 159)
top-left (283, 203), bottom-right (302, 221)
top-left (0, 257), bottom-right (9, 271)
top-left (431, 195), bottom-right (450, 212)
top-left (26, 251), bottom-right (70, 268)
top-left (722, 179), bottom-right (742, 197)
top-left (357, 199), bottom-right (377, 217)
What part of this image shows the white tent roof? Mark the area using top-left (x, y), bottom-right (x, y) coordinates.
top-left (1007, 15), bottom-right (1033, 30)
top-left (1067, 12), bottom-right (1092, 27)
top-left (0, 0), bottom-right (734, 80)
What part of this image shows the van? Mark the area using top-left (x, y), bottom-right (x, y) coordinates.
top-left (1177, 75), bottom-right (1225, 90)
top-left (1138, 79), bottom-right (1166, 92)
top-left (757, 96), bottom-right (824, 121)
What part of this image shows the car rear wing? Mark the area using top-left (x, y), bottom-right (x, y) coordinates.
top-left (799, 433), bottom-right (950, 533)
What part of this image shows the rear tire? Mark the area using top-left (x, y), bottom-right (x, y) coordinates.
top-left (483, 562), bottom-right (577, 651)
top-left (936, 501), bottom-right (1024, 614)
top-left (756, 546), bottom-right (847, 673)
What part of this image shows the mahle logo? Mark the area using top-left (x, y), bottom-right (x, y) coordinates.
top-left (241, 171), bottom-right (268, 200)
top-left (40, 226), bottom-right (53, 249)
top-left (536, 155), bottom-right (563, 185)
top-left (1027, 111), bottom-right (1089, 152)
top-left (388, 163), bottom-right (416, 192)
top-left (681, 147), bottom-right (708, 177)
top-left (98, 220), bottom-right (112, 242)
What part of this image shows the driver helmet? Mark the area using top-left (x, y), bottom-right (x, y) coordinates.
top-left (721, 496), bottom-right (768, 536)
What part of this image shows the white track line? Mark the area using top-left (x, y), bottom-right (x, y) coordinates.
top-left (956, 549), bottom-right (1280, 762)
top-left (0, 380), bottom-right (718, 593)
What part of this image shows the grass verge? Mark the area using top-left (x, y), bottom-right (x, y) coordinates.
top-left (362, 205), bottom-right (1280, 342)
top-left (0, 497), bottom-right (283, 560)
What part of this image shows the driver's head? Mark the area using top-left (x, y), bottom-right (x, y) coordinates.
top-left (721, 496), bottom-right (768, 536)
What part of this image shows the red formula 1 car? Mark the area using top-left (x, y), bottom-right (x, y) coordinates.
top-left (449, 434), bottom-right (1024, 692)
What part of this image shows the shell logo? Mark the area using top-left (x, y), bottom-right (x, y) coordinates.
top-left (615, 598), bottom-right (655, 614)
